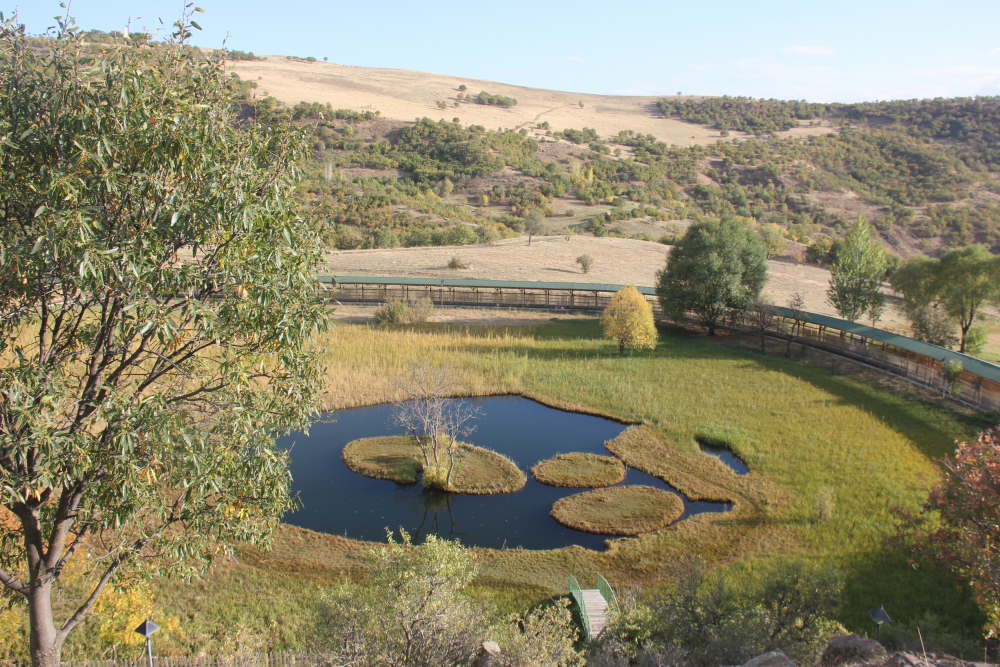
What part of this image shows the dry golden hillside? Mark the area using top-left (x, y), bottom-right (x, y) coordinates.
top-left (231, 57), bottom-right (835, 145)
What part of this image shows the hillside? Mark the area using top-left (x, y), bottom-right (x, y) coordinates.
top-left (230, 57), bottom-right (1000, 265)
top-left (231, 57), bottom-right (835, 146)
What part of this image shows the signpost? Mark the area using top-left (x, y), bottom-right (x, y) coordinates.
top-left (135, 619), bottom-right (161, 667)
top-left (869, 606), bottom-right (891, 642)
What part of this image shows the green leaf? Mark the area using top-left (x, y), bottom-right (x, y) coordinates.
top-left (33, 205), bottom-right (47, 218)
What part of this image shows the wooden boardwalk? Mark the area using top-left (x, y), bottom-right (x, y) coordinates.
top-left (569, 574), bottom-right (617, 640)
top-left (578, 588), bottom-right (610, 638)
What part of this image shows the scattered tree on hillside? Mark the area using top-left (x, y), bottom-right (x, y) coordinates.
top-left (891, 247), bottom-right (1000, 352)
top-left (759, 223), bottom-right (788, 259)
top-left (0, 14), bottom-right (327, 666)
top-left (601, 286), bottom-right (658, 356)
top-left (936, 245), bottom-right (1000, 353)
top-left (390, 366), bottom-right (482, 489)
top-left (826, 218), bottom-right (887, 324)
top-left (525, 211), bottom-right (547, 245)
top-left (576, 254), bottom-right (594, 274)
top-left (656, 216), bottom-right (769, 336)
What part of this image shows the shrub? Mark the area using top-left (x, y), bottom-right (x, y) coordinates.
top-left (603, 557), bottom-right (843, 667)
top-left (409, 297), bottom-right (435, 323)
top-left (448, 256), bottom-right (468, 270)
top-left (374, 299), bottom-right (410, 324)
top-left (576, 254), bottom-right (594, 274)
top-left (445, 224), bottom-right (478, 246)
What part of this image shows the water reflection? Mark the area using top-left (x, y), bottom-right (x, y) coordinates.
top-left (278, 395), bottom-right (732, 550)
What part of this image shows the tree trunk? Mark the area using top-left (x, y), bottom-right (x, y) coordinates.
top-left (619, 341), bottom-right (625, 357)
top-left (707, 324), bottom-right (716, 336)
top-left (30, 584), bottom-right (61, 667)
top-left (445, 443), bottom-right (458, 488)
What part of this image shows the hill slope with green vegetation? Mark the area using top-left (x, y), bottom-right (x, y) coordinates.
top-left (244, 88), bottom-right (1000, 262)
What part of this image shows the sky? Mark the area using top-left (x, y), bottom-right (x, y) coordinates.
top-left (10, 0), bottom-right (1000, 103)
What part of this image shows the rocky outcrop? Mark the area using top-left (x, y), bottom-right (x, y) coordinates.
top-left (742, 649), bottom-right (797, 667)
top-left (822, 634), bottom-right (888, 666)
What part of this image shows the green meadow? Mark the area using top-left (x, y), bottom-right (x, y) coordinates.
top-left (133, 317), bottom-right (987, 654)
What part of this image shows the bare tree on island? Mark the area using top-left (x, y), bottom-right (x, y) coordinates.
top-left (391, 366), bottom-right (483, 489)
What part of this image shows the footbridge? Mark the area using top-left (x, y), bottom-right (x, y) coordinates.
top-left (569, 574), bottom-right (619, 640)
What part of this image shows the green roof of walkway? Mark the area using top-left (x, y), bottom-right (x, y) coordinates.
top-left (773, 306), bottom-right (1000, 386)
top-left (321, 275), bottom-right (657, 295)
top-left (319, 275), bottom-right (1000, 386)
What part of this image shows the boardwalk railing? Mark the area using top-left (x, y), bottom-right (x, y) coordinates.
top-left (568, 574), bottom-right (591, 639)
top-left (321, 276), bottom-right (1000, 413)
top-left (597, 574), bottom-right (619, 616)
top-left (59, 652), bottom-right (313, 667)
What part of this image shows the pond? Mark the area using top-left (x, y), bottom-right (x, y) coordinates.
top-left (278, 395), bottom-right (732, 551)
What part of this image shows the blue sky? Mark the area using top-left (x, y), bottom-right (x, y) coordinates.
top-left (11, 0), bottom-right (1000, 102)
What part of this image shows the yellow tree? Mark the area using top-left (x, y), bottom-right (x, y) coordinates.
top-left (601, 286), bottom-right (658, 356)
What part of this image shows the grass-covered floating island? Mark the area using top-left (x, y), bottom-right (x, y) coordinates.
top-left (531, 452), bottom-right (626, 488)
top-left (550, 484), bottom-right (684, 536)
top-left (342, 435), bottom-right (526, 494)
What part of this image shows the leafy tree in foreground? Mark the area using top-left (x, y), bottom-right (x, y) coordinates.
top-left (313, 531), bottom-right (583, 666)
top-left (656, 216), bottom-right (768, 336)
top-left (0, 14), bottom-right (326, 666)
top-left (601, 286), bottom-right (658, 356)
top-left (826, 218), bottom-right (887, 323)
top-left (903, 429), bottom-right (1000, 634)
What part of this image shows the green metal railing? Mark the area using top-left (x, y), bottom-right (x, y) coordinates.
top-left (568, 575), bottom-right (591, 639)
top-left (597, 574), bottom-right (619, 616)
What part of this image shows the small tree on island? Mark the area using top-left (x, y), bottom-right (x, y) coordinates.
top-left (656, 216), bottom-right (769, 336)
top-left (826, 217), bottom-right (887, 323)
top-left (0, 14), bottom-right (327, 666)
top-left (601, 286), bottom-right (658, 356)
top-left (391, 366), bottom-right (482, 489)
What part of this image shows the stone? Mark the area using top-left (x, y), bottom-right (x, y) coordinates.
top-left (742, 649), bottom-right (797, 667)
top-left (821, 634), bottom-right (888, 667)
top-left (474, 641), bottom-right (504, 667)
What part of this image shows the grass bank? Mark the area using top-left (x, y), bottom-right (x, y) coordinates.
top-left (143, 317), bottom-right (988, 648)
top-left (531, 453), bottom-right (626, 488)
top-left (551, 485), bottom-right (684, 535)
top-left (342, 435), bottom-right (526, 494)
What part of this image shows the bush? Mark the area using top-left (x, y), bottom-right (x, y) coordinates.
top-left (966, 325), bottom-right (989, 357)
top-left (603, 557), bottom-right (843, 667)
top-left (408, 297), bottom-right (435, 323)
top-left (576, 254), bottom-right (594, 274)
top-left (806, 237), bottom-right (833, 264)
top-left (445, 224), bottom-right (478, 246)
top-left (448, 256), bottom-right (468, 270)
top-left (374, 299), bottom-right (411, 324)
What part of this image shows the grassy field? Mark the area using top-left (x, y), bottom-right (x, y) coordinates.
top-left (531, 453), bottom-right (626, 488)
top-left (96, 316), bottom-right (991, 654)
top-left (551, 485), bottom-right (684, 535)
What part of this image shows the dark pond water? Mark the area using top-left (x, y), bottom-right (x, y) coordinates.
top-left (698, 444), bottom-right (750, 476)
top-left (278, 395), bottom-right (732, 551)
